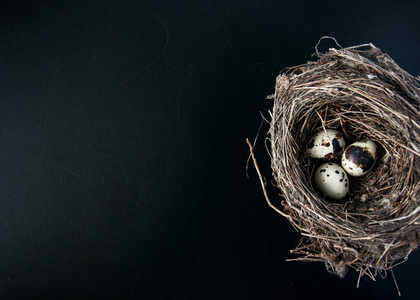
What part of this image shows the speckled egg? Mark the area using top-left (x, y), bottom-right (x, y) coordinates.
top-left (314, 162), bottom-right (349, 200)
top-left (307, 129), bottom-right (345, 160)
top-left (341, 140), bottom-right (378, 176)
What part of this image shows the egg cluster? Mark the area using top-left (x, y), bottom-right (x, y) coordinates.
top-left (307, 129), bottom-right (378, 200)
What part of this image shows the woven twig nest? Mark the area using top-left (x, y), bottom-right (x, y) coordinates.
top-left (250, 42), bottom-right (420, 284)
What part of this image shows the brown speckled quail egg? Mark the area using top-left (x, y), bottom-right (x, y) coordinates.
top-left (307, 129), bottom-right (345, 160)
top-left (314, 162), bottom-right (349, 200)
top-left (341, 140), bottom-right (378, 176)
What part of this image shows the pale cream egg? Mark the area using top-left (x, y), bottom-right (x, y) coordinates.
top-left (341, 140), bottom-right (378, 176)
top-left (307, 129), bottom-right (345, 160)
top-left (314, 162), bottom-right (349, 200)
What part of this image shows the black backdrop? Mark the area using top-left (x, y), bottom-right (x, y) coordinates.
top-left (1, 0), bottom-right (419, 299)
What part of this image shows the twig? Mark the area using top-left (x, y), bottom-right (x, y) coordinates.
top-left (246, 138), bottom-right (289, 218)
top-left (390, 268), bottom-right (401, 296)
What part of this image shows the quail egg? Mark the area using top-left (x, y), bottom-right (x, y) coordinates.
top-left (314, 162), bottom-right (349, 200)
top-left (307, 129), bottom-right (346, 160)
top-left (341, 140), bottom-right (377, 176)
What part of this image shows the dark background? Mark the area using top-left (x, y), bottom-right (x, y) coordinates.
top-left (1, 0), bottom-right (419, 299)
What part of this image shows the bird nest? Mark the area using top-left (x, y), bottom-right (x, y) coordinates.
top-left (247, 41), bottom-right (420, 286)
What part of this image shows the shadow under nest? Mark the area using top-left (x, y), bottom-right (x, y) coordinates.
top-left (248, 43), bottom-right (420, 287)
